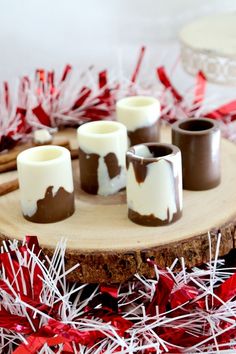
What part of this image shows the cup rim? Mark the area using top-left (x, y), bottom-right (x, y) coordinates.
top-left (77, 120), bottom-right (126, 138)
top-left (172, 118), bottom-right (219, 135)
top-left (17, 145), bottom-right (70, 166)
top-left (116, 96), bottom-right (160, 110)
top-left (126, 143), bottom-right (180, 163)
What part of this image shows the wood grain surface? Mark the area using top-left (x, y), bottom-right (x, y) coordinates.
top-left (0, 127), bottom-right (235, 283)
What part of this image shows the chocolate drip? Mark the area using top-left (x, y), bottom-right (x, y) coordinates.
top-left (128, 120), bottom-right (160, 146)
top-left (128, 208), bottom-right (182, 226)
top-left (126, 146), bottom-right (149, 184)
top-left (126, 157), bottom-right (160, 185)
top-left (130, 159), bottom-right (148, 184)
top-left (79, 148), bottom-right (100, 194)
top-left (79, 148), bottom-right (123, 195)
top-left (126, 144), bottom-right (174, 184)
top-left (104, 153), bottom-right (121, 179)
top-left (24, 186), bottom-right (75, 223)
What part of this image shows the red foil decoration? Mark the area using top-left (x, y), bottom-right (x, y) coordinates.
top-left (0, 235), bottom-right (235, 353)
top-left (157, 66), bottom-right (183, 102)
top-left (2, 47), bottom-right (236, 151)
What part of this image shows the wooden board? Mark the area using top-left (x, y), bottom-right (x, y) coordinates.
top-left (0, 127), bottom-right (236, 283)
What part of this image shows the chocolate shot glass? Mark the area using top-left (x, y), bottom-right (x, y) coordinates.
top-left (126, 143), bottom-right (183, 226)
top-left (77, 120), bottom-right (128, 196)
top-left (116, 96), bottom-right (160, 146)
top-left (17, 145), bottom-right (75, 223)
top-left (171, 118), bottom-right (221, 190)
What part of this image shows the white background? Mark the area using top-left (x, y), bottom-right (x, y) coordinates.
top-left (0, 0), bottom-right (235, 103)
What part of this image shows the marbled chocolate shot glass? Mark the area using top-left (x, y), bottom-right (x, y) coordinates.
top-left (126, 143), bottom-right (183, 226)
top-left (17, 145), bottom-right (75, 223)
top-left (172, 118), bottom-right (220, 190)
top-left (116, 96), bottom-right (160, 146)
top-left (77, 121), bottom-right (128, 196)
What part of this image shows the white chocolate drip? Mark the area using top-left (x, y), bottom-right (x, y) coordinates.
top-left (97, 157), bottom-right (126, 196)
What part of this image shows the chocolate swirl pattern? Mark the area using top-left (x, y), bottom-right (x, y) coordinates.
top-left (77, 121), bottom-right (128, 196)
top-left (126, 143), bottom-right (183, 226)
top-left (17, 145), bottom-right (75, 223)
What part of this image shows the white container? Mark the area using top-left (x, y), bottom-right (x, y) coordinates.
top-left (116, 96), bottom-right (161, 146)
top-left (180, 13), bottom-right (236, 85)
top-left (77, 120), bottom-right (128, 196)
top-left (17, 145), bottom-right (74, 223)
top-left (126, 143), bottom-right (182, 226)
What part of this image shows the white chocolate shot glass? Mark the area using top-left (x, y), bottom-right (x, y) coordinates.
top-left (77, 121), bottom-right (128, 196)
top-left (17, 145), bottom-right (75, 223)
top-left (126, 143), bottom-right (182, 226)
top-left (116, 96), bottom-right (161, 146)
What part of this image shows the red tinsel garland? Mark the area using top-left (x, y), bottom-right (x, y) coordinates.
top-left (0, 235), bottom-right (236, 353)
top-left (1, 48), bottom-right (236, 353)
top-left (2, 46), bottom-right (236, 152)
top-left (0, 47), bottom-right (146, 152)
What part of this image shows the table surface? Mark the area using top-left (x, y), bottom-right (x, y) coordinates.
top-left (0, 127), bottom-right (235, 282)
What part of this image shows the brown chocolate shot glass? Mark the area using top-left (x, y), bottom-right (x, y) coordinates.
top-left (116, 96), bottom-right (161, 146)
top-left (171, 118), bottom-right (221, 190)
top-left (126, 143), bottom-right (183, 226)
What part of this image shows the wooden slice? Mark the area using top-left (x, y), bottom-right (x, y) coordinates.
top-left (0, 136), bottom-right (70, 173)
top-left (0, 127), bottom-right (236, 283)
